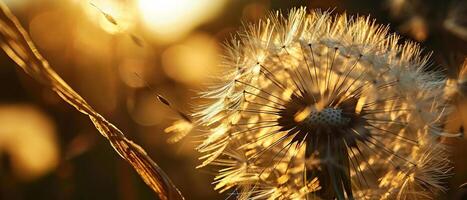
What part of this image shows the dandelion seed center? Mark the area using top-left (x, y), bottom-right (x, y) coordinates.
top-left (304, 108), bottom-right (350, 127)
top-left (279, 92), bottom-right (360, 132)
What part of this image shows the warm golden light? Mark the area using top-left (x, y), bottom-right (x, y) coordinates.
top-left (162, 33), bottom-right (219, 84)
top-left (294, 107), bottom-right (312, 123)
top-left (0, 104), bottom-right (59, 181)
top-left (138, 0), bottom-right (226, 43)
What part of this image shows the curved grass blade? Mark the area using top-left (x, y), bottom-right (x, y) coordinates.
top-left (0, 2), bottom-right (183, 199)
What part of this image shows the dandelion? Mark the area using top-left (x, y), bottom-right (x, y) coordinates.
top-left (194, 7), bottom-right (452, 199)
top-left (445, 58), bottom-right (467, 138)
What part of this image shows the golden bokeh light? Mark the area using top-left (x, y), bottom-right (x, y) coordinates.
top-left (29, 10), bottom-right (70, 52)
top-left (0, 104), bottom-right (59, 181)
top-left (138, 0), bottom-right (227, 43)
top-left (162, 33), bottom-right (219, 84)
top-left (118, 58), bottom-right (149, 88)
top-left (127, 91), bottom-right (171, 126)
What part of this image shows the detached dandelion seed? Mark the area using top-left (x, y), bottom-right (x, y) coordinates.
top-left (195, 8), bottom-right (452, 199)
top-left (90, 2), bottom-right (118, 25)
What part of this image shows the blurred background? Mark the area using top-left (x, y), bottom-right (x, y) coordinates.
top-left (0, 0), bottom-right (465, 199)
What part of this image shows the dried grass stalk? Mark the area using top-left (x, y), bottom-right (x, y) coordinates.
top-left (0, 2), bottom-right (183, 200)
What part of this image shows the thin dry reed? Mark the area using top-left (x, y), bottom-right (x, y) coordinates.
top-left (0, 2), bottom-right (183, 200)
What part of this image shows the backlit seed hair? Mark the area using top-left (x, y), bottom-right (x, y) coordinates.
top-left (194, 8), bottom-right (451, 199)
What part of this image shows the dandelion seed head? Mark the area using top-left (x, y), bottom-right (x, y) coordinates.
top-left (194, 7), bottom-right (452, 199)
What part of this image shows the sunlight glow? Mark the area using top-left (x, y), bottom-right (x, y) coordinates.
top-left (138, 0), bottom-right (226, 43)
